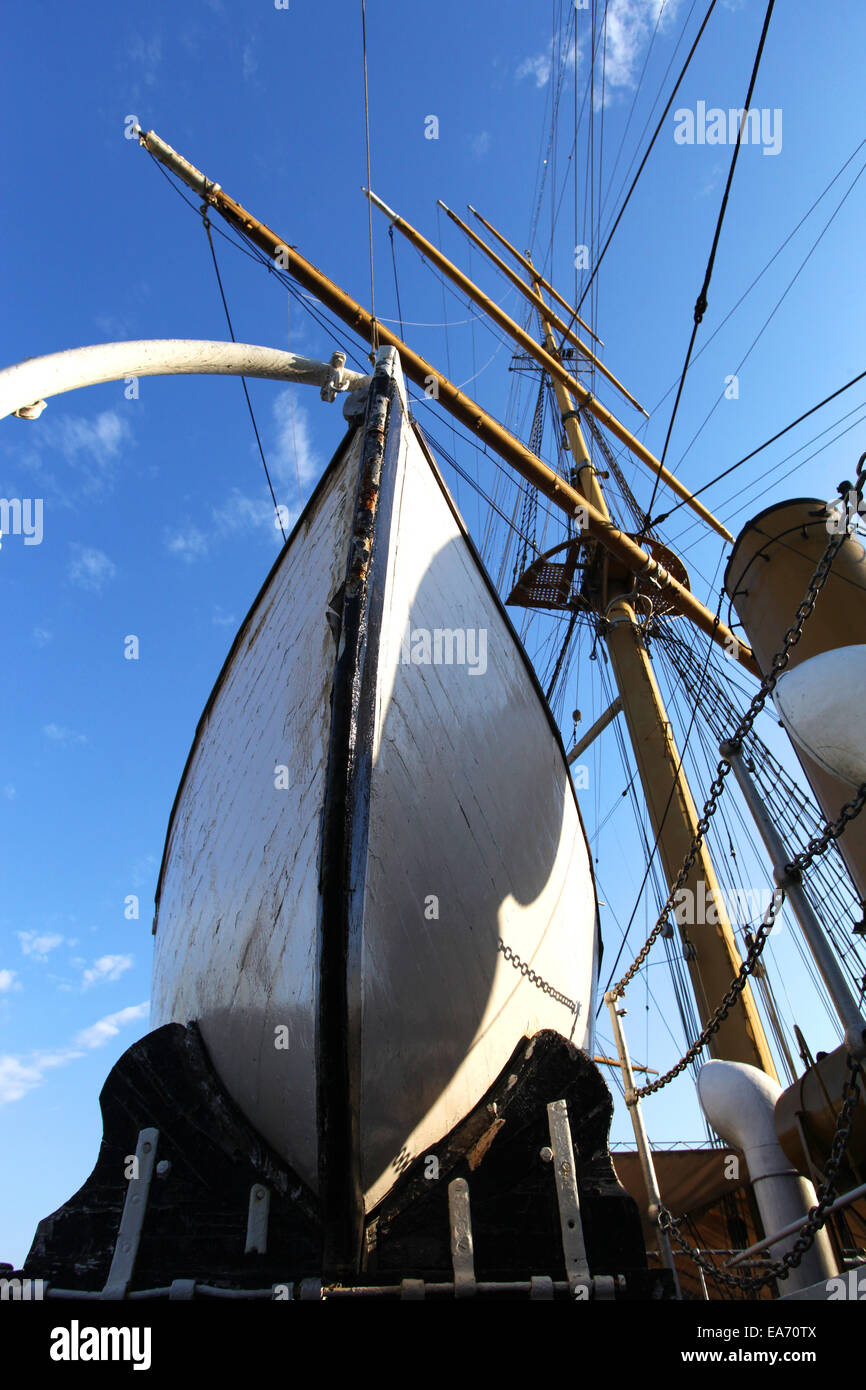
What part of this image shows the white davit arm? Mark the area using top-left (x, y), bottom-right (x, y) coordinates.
top-left (0, 340), bottom-right (370, 420)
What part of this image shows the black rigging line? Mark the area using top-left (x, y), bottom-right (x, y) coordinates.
top-left (559, 0), bottom-right (720, 345)
top-left (642, 0), bottom-right (777, 535)
top-left (545, 608), bottom-right (578, 705)
top-left (660, 149), bottom-right (866, 496)
top-left (598, 0), bottom-right (673, 226)
top-left (599, 0), bottom-right (701, 246)
top-left (201, 214), bottom-right (288, 542)
top-left (655, 370), bottom-right (866, 529)
top-left (646, 135), bottom-right (866, 422)
top-left (388, 227), bottom-right (405, 340)
top-left (412, 418), bottom-right (545, 557)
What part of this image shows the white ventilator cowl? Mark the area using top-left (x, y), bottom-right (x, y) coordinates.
top-left (773, 645), bottom-right (866, 788)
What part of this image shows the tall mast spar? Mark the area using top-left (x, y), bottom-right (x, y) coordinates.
top-left (524, 252), bottom-right (776, 1076)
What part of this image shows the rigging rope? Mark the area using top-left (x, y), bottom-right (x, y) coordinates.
top-left (645, 135), bottom-right (866, 423)
top-left (361, 0), bottom-right (378, 353)
top-left (388, 227), bottom-right (405, 340)
top-left (642, 0), bottom-right (777, 534)
top-left (653, 368), bottom-right (866, 529)
top-left (559, 0), bottom-right (720, 343)
top-left (200, 213), bottom-right (287, 542)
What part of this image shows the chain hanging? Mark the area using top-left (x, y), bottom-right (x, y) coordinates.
top-left (612, 471), bottom-right (863, 1014)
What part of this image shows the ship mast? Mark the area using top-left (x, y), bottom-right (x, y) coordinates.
top-left (134, 128), bottom-right (779, 1083)
top-left (526, 266), bottom-right (775, 1075)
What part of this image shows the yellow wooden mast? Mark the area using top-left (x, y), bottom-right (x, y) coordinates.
top-left (525, 253), bottom-right (775, 1075)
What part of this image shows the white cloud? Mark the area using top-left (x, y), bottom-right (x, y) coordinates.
top-left (0, 969), bottom-right (20, 993)
top-left (0, 1051), bottom-right (77, 1105)
top-left (129, 34), bottom-right (162, 87)
top-left (517, 2), bottom-right (677, 97)
top-left (52, 410), bottom-right (130, 464)
top-left (3, 784), bottom-right (15, 801)
top-left (603, 0), bottom-right (680, 93)
top-left (164, 525), bottom-right (209, 562)
top-left (74, 1001), bottom-right (150, 1050)
top-left (271, 392), bottom-right (321, 491)
top-left (18, 931), bottom-right (66, 959)
top-left (130, 853), bottom-right (158, 890)
top-left (32, 627), bottom-right (52, 647)
top-left (81, 954), bottom-right (134, 989)
top-left (472, 131), bottom-right (491, 157)
top-left (517, 52), bottom-right (553, 88)
top-left (242, 41), bottom-right (257, 81)
top-left (212, 605), bottom-right (237, 628)
top-left (162, 390), bottom-right (318, 562)
top-left (44, 410), bottom-right (132, 495)
top-left (211, 489), bottom-right (280, 537)
top-left (42, 722), bottom-right (88, 747)
top-left (0, 1001), bottom-right (149, 1105)
top-left (68, 544), bottom-right (116, 592)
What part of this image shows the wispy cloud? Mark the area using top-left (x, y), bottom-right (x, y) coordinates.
top-left (242, 41), bottom-right (257, 81)
top-left (516, 51), bottom-right (556, 88)
top-left (517, 26), bottom-right (580, 88)
top-left (517, 2), bottom-right (678, 99)
top-left (0, 1051), bottom-right (77, 1105)
top-left (472, 131), bottom-right (491, 157)
top-left (129, 34), bottom-right (162, 87)
top-left (18, 931), bottom-right (67, 959)
top-left (1, 409), bottom-right (133, 511)
top-left (32, 627), bottom-right (52, 647)
top-left (211, 489), bottom-right (283, 537)
top-left (74, 1001), bottom-right (149, 1050)
top-left (271, 391), bottom-right (320, 492)
top-left (0, 969), bottom-right (20, 994)
top-left (0, 1001), bottom-right (149, 1105)
top-left (163, 391), bottom-right (317, 563)
top-left (164, 525), bottom-right (209, 563)
top-left (212, 605), bottom-right (237, 628)
top-left (81, 954), bottom-right (134, 989)
top-left (68, 543), bottom-right (117, 592)
top-left (603, 0), bottom-right (680, 93)
top-left (42, 722), bottom-right (88, 747)
top-left (130, 854), bottom-right (158, 890)
top-left (3, 784), bottom-right (15, 801)
top-left (44, 410), bottom-right (132, 494)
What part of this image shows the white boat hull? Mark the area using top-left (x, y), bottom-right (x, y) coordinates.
top-left (151, 350), bottom-right (597, 1229)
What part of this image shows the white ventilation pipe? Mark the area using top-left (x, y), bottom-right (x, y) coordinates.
top-left (697, 1060), bottom-right (837, 1295)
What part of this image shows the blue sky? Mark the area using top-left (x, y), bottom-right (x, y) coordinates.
top-left (2, 0), bottom-right (865, 1268)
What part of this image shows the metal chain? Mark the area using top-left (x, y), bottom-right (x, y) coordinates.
top-left (497, 941), bottom-right (580, 1016)
top-left (612, 480), bottom-right (858, 1005)
top-left (659, 1052), bottom-right (864, 1291)
top-left (613, 459), bottom-right (866, 1290)
top-left (634, 770), bottom-right (866, 1099)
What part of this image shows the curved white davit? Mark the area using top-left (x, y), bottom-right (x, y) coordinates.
top-left (0, 339), bottom-right (368, 420)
